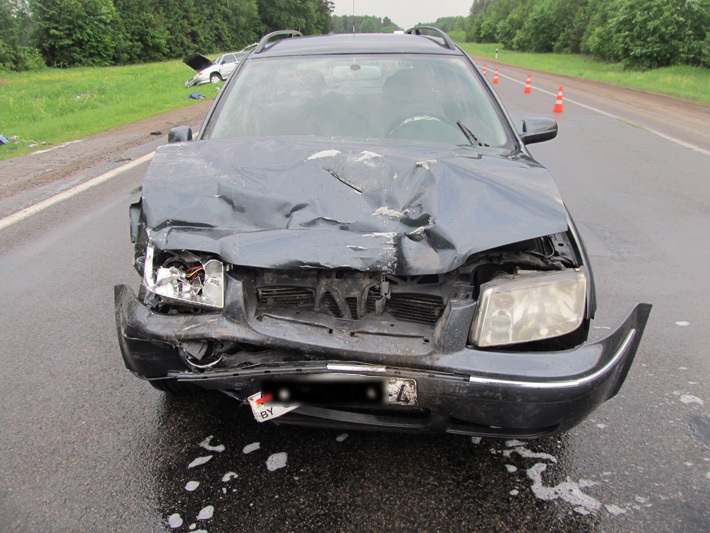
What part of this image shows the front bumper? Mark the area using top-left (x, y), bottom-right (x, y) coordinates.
top-left (115, 283), bottom-right (651, 437)
top-left (185, 75), bottom-right (208, 88)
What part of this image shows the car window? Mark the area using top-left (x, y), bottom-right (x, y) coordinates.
top-left (206, 54), bottom-right (512, 149)
top-left (222, 54), bottom-right (236, 64)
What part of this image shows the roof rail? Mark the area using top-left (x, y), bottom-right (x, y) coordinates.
top-left (253, 30), bottom-right (303, 54)
top-left (405, 26), bottom-right (456, 51)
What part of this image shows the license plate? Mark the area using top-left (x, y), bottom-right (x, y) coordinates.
top-left (248, 377), bottom-right (417, 422)
top-left (248, 392), bottom-right (299, 423)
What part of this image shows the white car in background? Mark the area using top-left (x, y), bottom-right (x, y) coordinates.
top-left (183, 45), bottom-right (255, 88)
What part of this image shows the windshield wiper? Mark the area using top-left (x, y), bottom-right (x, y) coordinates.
top-left (456, 121), bottom-right (487, 147)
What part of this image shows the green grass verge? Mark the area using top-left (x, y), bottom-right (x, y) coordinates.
top-left (458, 42), bottom-right (710, 105)
top-left (0, 60), bottom-right (218, 161)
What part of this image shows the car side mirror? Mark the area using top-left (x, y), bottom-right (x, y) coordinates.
top-left (520, 118), bottom-right (558, 145)
top-left (168, 126), bottom-right (193, 144)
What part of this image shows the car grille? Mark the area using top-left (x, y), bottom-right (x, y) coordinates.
top-left (387, 293), bottom-right (445, 325)
top-left (257, 280), bottom-right (445, 326)
top-left (257, 287), bottom-right (315, 307)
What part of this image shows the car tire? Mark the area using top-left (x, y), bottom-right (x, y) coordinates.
top-left (210, 73), bottom-right (222, 83)
top-left (149, 378), bottom-right (202, 395)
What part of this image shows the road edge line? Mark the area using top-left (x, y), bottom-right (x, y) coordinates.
top-left (496, 71), bottom-right (710, 157)
top-left (0, 151), bottom-right (155, 231)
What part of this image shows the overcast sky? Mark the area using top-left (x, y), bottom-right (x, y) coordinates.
top-left (331, 1), bottom-right (473, 32)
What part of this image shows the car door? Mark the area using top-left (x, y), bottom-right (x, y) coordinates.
top-left (219, 54), bottom-right (238, 78)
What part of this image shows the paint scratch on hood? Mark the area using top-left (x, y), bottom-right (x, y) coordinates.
top-left (307, 149), bottom-right (341, 160)
top-left (416, 159), bottom-right (437, 170)
top-left (357, 150), bottom-right (383, 162)
top-left (373, 206), bottom-right (407, 218)
top-left (363, 232), bottom-right (397, 244)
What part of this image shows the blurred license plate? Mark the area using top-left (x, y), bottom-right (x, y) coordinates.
top-left (249, 377), bottom-right (417, 422)
top-left (248, 392), bottom-right (299, 423)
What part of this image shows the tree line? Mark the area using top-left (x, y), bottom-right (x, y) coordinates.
top-left (330, 15), bottom-right (400, 33)
top-left (3, 0), bottom-right (708, 72)
top-left (1, 0), bottom-right (333, 70)
top-left (464, 0), bottom-right (710, 69)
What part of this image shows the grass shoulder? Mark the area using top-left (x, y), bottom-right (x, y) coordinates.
top-left (0, 60), bottom-right (218, 162)
top-left (458, 42), bottom-right (710, 106)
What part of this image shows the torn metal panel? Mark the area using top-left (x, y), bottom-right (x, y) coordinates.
top-left (141, 139), bottom-right (568, 275)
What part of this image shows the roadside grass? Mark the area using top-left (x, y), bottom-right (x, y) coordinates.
top-left (458, 42), bottom-right (710, 105)
top-left (0, 60), bottom-right (218, 162)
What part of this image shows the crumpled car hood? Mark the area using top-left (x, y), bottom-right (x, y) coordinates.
top-left (183, 53), bottom-right (214, 72)
top-left (142, 138), bottom-right (568, 275)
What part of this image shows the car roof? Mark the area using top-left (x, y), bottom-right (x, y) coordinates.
top-left (252, 33), bottom-right (463, 58)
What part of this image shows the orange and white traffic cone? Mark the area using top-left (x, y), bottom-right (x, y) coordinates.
top-left (553, 86), bottom-right (564, 112)
top-left (493, 67), bottom-right (499, 84)
top-left (482, 64), bottom-right (487, 76)
top-left (524, 74), bottom-right (532, 94)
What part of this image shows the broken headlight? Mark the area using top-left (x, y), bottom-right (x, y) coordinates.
top-left (470, 270), bottom-right (586, 348)
top-left (143, 244), bottom-right (225, 309)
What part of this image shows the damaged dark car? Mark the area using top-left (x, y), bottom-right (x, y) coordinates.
top-left (115, 28), bottom-right (651, 438)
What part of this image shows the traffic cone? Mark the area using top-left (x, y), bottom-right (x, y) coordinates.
top-left (553, 86), bottom-right (564, 112)
top-left (482, 64), bottom-right (487, 76)
top-left (524, 74), bottom-right (532, 94)
top-left (493, 67), bottom-right (499, 84)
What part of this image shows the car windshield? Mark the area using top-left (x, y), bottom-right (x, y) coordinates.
top-left (206, 54), bottom-right (513, 149)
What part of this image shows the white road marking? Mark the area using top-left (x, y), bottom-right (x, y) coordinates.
top-left (0, 151), bottom-right (154, 231)
top-left (31, 139), bottom-right (83, 155)
top-left (493, 69), bottom-right (710, 157)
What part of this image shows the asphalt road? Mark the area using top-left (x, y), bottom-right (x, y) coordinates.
top-left (1, 67), bottom-right (708, 532)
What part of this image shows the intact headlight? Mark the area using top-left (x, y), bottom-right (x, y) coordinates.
top-left (470, 270), bottom-right (586, 348)
top-left (143, 244), bottom-right (225, 309)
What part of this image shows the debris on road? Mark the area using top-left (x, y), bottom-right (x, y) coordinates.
top-left (199, 435), bottom-right (225, 453)
top-left (266, 452), bottom-right (288, 471)
top-left (187, 455), bottom-right (213, 468)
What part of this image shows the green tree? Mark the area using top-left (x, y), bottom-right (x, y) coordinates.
top-left (495, 4), bottom-right (528, 47)
top-left (256, 0), bottom-right (331, 35)
top-left (0, 0), bottom-right (43, 70)
top-left (113, 0), bottom-right (169, 63)
top-left (580, 0), bottom-right (619, 60)
top-left (331, 14), bottom-right (401, 33)
top-left (32, 0), bottom-right (120, 67)
top-left (609, 0), bottom-right (710, 69)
